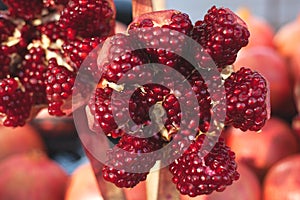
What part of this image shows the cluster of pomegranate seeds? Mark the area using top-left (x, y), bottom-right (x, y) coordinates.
top-left (102, 134), bottom-right (164, 188)
top-left (0, 78), bottom-right (33, 126)
top-left (85, 5), bottom-right (269, 197)
top-left (225, 67), bottom-right (269, 131)
top-left (58, 0), bottom-right (115, 38)
top-left (192, 6), bottom-right (250, 69)
top-left (169, 135), bottom-right (239, 197)
top-left (62, 36), bottom-right (107, 70)
top-left (44, 58), bottom-right (75, 116)
top-left (0, 17), bottom-right (16, 42)
top-left (3, 0), bottom-right (44, 20)
top-left (0, 0), bottom-right (115, 126)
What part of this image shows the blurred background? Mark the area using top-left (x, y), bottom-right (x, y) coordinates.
top-left (0, 0), bottom-right (300, 200)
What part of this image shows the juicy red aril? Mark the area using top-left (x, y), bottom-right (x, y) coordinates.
top-left (38, 21), bottom-right (75, 42)
top-left (62, 37), bottom-right (107, 69)
top-left (0, 78), bottom-right (33, 127)
top-left (102, 134), bottom-right (164, 188)
top-left (192, 5), bottom-right (250, 69)
top-left (0, 45), bottom-right (17, 79)
top-left (45, 58), bottom-right (75, 116)
top-left (169, 135), bottom-right (239, 197)
top-left (3, 0), bottom-right (44, 20)
top-left (0, 16), bottom-right (16, 43)
top-left (129, 11), bottom-right (192, 68)
top-left (225, 67), bottom-right (269, 131)
top-left (43, 0), bottom-right (69, 7)
top-left (17, 46), bottom-right (47, 105)
top-left (59, 0), bottom-right (115, 38)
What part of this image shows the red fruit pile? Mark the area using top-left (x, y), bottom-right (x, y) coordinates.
top-left (84, 5), bottom-right (270, 197)
top-left (0, 0), bottom-right (115, 126)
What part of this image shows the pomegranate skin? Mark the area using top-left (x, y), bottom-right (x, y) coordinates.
top-left (0, 124), bottom-right (45, 161)
top-left (263, 154), bottom-right (300, 200)
top-left (234, 46), bottom-right (294, 117)
top-left (0, 152), bottom-right (69, 200)
top-left (226, 117), bottom-right (299, 177)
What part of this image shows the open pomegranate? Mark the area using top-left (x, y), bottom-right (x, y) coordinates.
top-left (72, 3), bottom-right (270, 198)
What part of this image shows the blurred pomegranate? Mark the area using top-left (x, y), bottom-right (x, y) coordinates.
top-left (31, 108), bottom-right (77, 138)
top-left (226, 117), bottom-right (299, 177)
top-left (65, 162), bottom-right (103, 200)
top-left (0, 151), bottom-right (69, 200)
top-left (263, 154), bottom-right (300, 200)
top-left (292, 115), bottom-right (300, 142)
top-left (237, 8), bottom-right (275, 48)
top-left (290, 46), bottom-right (300, 84)
top-left (273, 15), bottom-right (300, 59)
top-left (180, 163), bottom-right (261, 200)
top-left (234, 46), bottom-right (295, 117)
top-left (0, 124), bottom-right (45, 161)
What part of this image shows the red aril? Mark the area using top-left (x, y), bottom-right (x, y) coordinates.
top-left (0, 151), bottom-right (69, 200)
top-left (180, 163), bottom-right (261, 200)
top-left (234, 46), bottom-right (294, 116)
top-left (226, 117), bottom-right (299, 177)
top-left (237, 8), bottom-right (275, 48)
top-left (65, 162), bottom-right (103, 200)
top-left (263, 154), bottom-right (300, 200)
top-left (0, 124), bottom-right (45, 161)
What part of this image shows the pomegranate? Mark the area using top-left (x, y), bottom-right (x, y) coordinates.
top-left (273, 15), bottom-right (300, 58)
top-left (237, 7), bottom-right (275, 48)
top-left (180, 163), bottom-right (261, 200)
top-left (263, 154), bottom-right (300, 200)
top-left (0, 151), bottom-right (69, 200)
top-left (31, 108), bottom-right (77, 138)
top-left (292, 115), bottom-right (300, 144)
top-left (65, 162), bottom-right (103, 200)
top-left (226, 117), bottom-right (299, 177)
top-left (79, 4), bottom-right (270, 197)
top-left (0, 124), bottom-right (45, 161)
top-left (234, 46), bottom-right (294, 116)
top-left (290, 46), bottom-right (300, 83)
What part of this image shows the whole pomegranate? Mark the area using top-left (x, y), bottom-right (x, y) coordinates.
top-left (273, 15), bottom-right (300, 59)
top-left (234, 46), bottom-right (294, 116)
top-left (226, 117), bottom-right (299, 177)
top-left (237, 7), bottom-right (275, 48)
top-left (0, 124), bottom-right (45, 160)
top-left (0, 151), bottom-right (69, 200)
top-left (263, 154), bottom-right (300, 200)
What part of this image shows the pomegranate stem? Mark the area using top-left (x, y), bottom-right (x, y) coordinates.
top-left (132, 0), bottom-right (153, 19)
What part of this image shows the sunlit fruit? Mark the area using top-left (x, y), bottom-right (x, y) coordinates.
top-left (226, 117), bottom-right (299, 177)
top-left (0, 124), bottom-right (45, 161)
top-left (263, 154), bottom-right (300, 200)
top-left (0, 151), bottom-right (69, 200)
